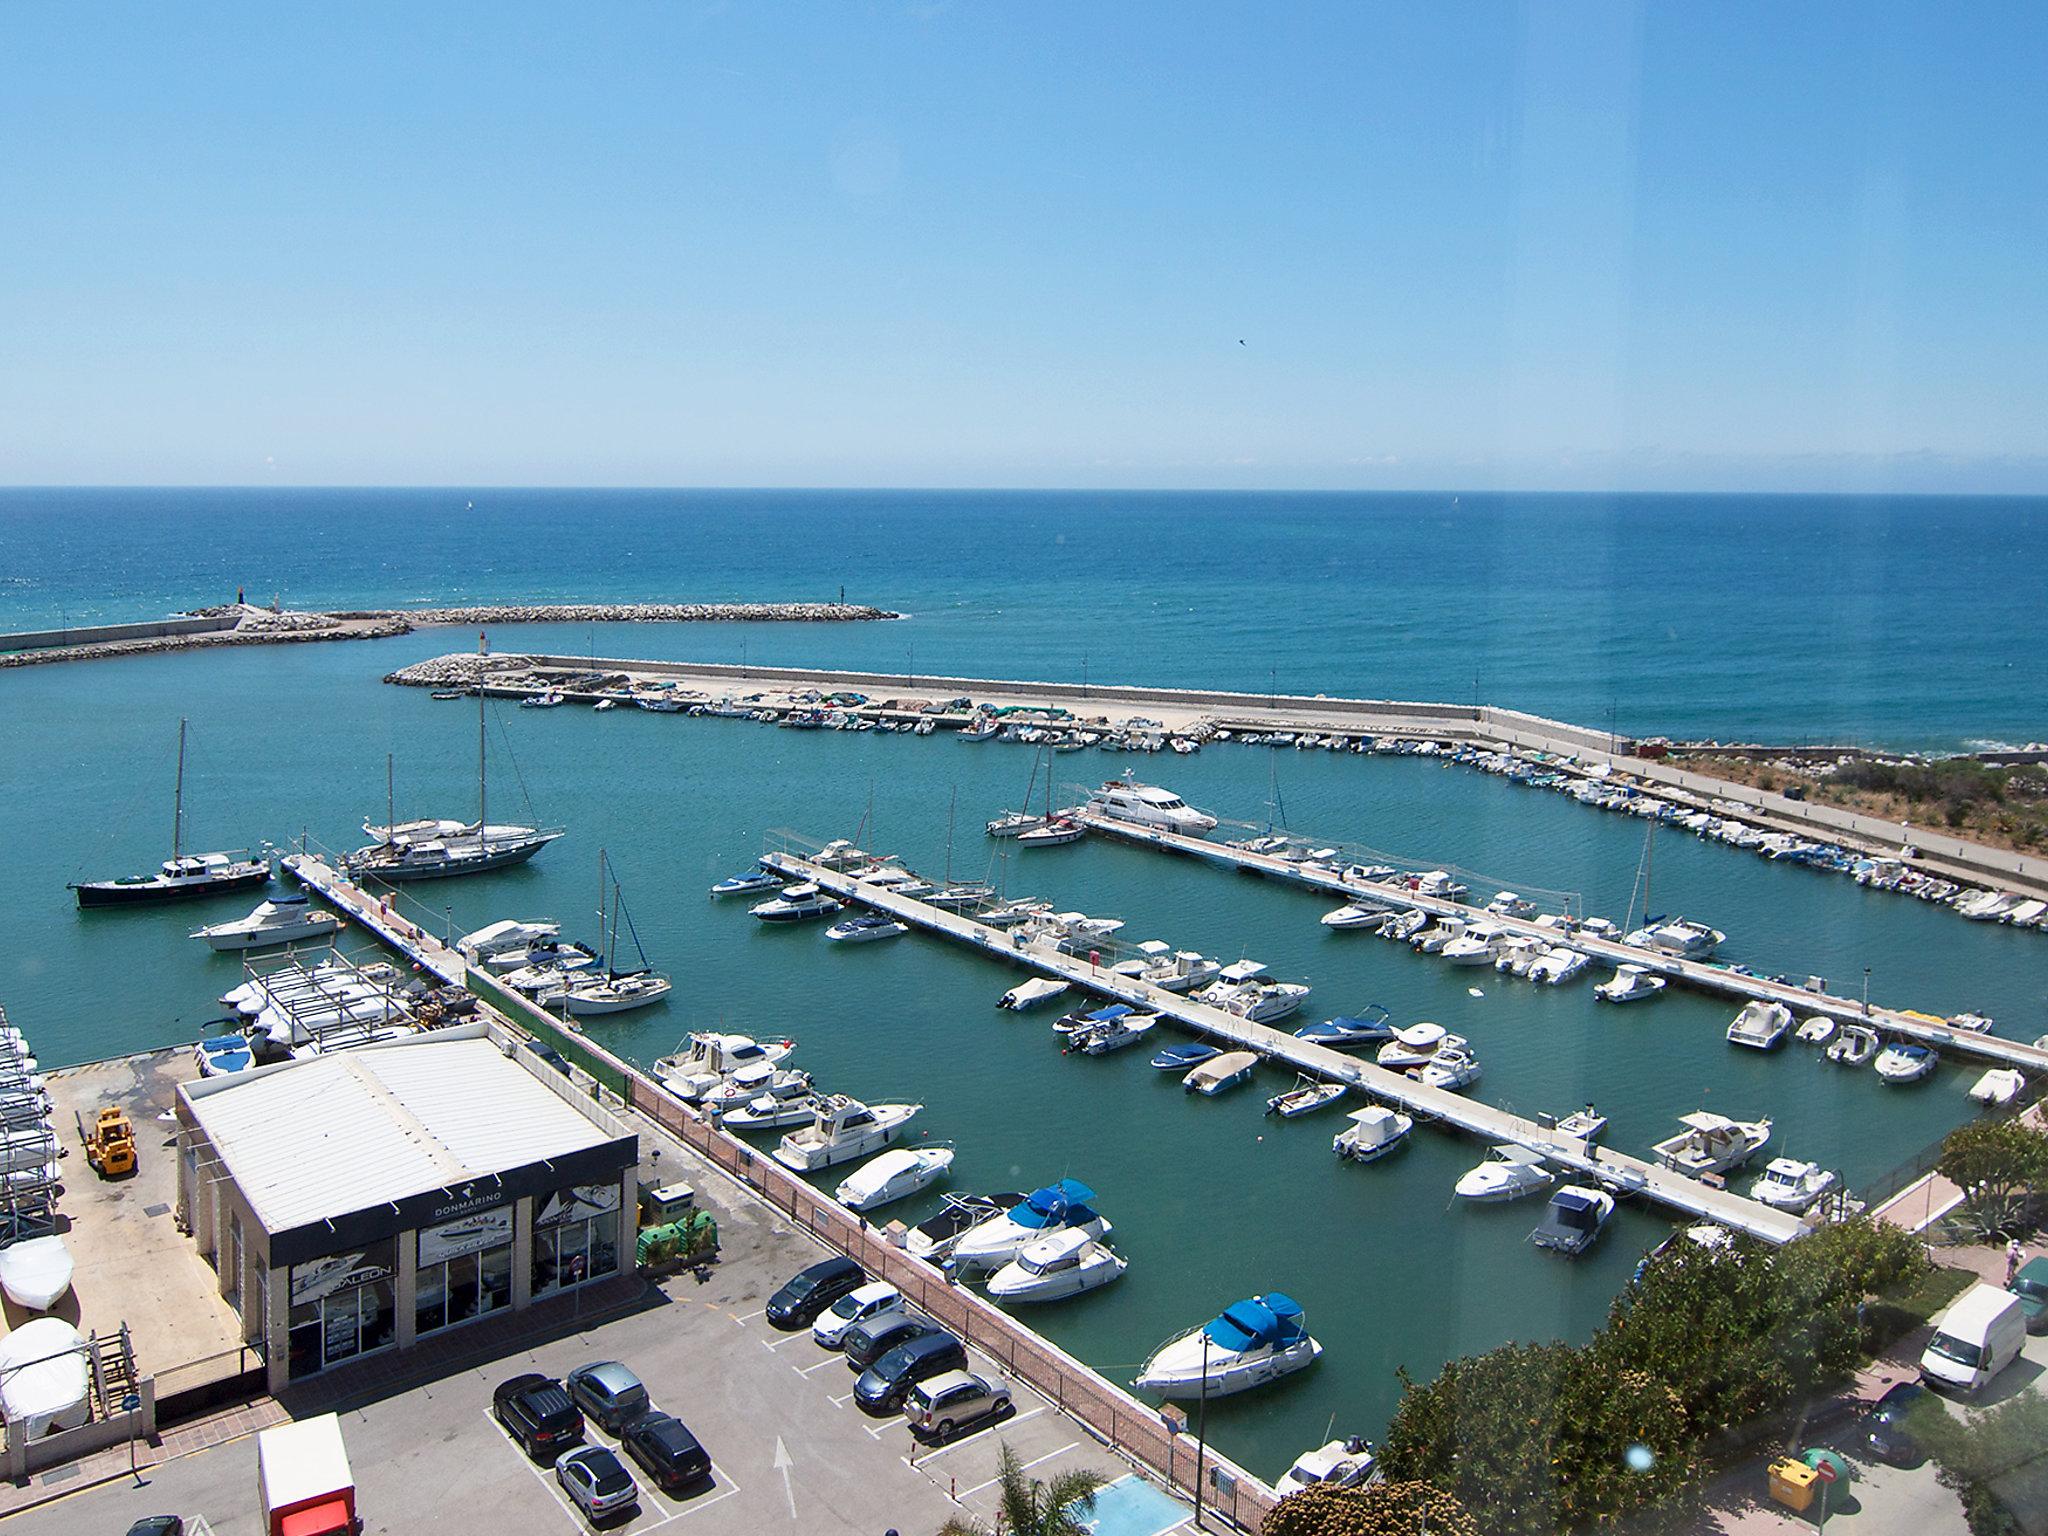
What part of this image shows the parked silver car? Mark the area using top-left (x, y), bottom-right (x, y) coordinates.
top-left (904, 1369), bottom-right (1011, 1437)
top-left (555, 1444), bottom-right (640, 1521)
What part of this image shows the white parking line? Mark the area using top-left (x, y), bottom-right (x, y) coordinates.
top-left (957, 1441), bottom-right (1081, 1498)
top-left (482, 1407), bottom-right (742, 1533)
top-left (731, 1306), bottom-right (767, 1324)
top-left (761, 1331), bottom-right (812, 1350)
top-left (796, 1357), bottom-right (845, 1376)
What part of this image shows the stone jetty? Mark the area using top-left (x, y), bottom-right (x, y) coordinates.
top-left (0, 600), bottom-right (898, 670)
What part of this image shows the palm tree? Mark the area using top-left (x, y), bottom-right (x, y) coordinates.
top-left (937, 1442), bottom-right (1105, 1536)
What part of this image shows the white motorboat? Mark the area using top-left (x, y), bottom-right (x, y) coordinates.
top-left (709, 870), bottom-right (782, 897)
top-left (1492, 935), bottom-right (1546, 977)
top-left (1484, 892), bottom-right (1538, 920)
top-left (1623, 918), bottom-right (1725, 958)
top-left (487, 936), bottom-right (599, 976)
top-left (1198, 966), bottom-right (1310, 1023)
top-left (1411, 919), bottom-right (1467, 956)
top-left (949, 1180), bottom-right (1108, 1275)
top-left (1111, 944), bottom-right (1222, 993)
top-left (561, 970), bottom-right (672, 1015)
top-left (1528, 947), bottom-right (1591, 985)
top-left (1749, 1157), bottom-right (1840, 1213)
top-left (1265, 1076), bottom-right (1347, 1118)
top-left (1827, 1024), bottom-right (1880, 1066)
top-left (904, 1191), bottom-right (1027, 1263)
top-left (701, 1062), bottom-right (814, 1117)
top-left (750, 884), bottom-right (844, 922)
top-left (826, 913), bottom-right (909, 943)
top-left (978, 898), bottom-right (1052, 929)
top-left (190, 895), bottom-right (342, 951)
top-left (1068, 1012), bottom-right (1158, 1055)
top-left (457, 918), bottom-right (560, 961)
top-left (1949, 1012), bottom-right (1996, 1035)
top-left (1726, 1000), bottom-right (1793, 1051)
top-left (1183, 1051), bottom-right (1259, 1096)
top-left (997, 978), bottom-right (1070, 1011)
top-left (1439, 924), bottom-right (1504, 967)
top-left (653, 1032), bottom-right (797, 1102)
top-left (0, 1235), bottom-right (73, 1311)
top-left (1969, 1068), bottom-right (2026, 1107)
top-left (772, 1096), bottom-right (922, 1172)
top-left (1652, 1112), bottom-right (1772, 1176)
top-left (1320, 903), bottom-right (1390, 932)
top-left (833, 1146), bottom-right (955, 1213)
top-left (1528, 1186), bottom-right (1614, 1255)
top-left (811, 839), bottom-right (870, 869)
top-left (1084, 779), bottom-right (1218, 834)
top-left (1376, 1022), bottom-right (1447, 1070)
top-left (719, 1092), bottom-right (826, 1131)
top-left (1416, 1043), bottom-right (1482, 1092)
top-left (1454, 1145), bottom-right (1554, 1203)
top-left (1409, 870), bottom-right (1469, 902)
top-left (1794, 1016), bottom-right (1837, 1046)
top-left (1379, 909), bottom-right (1430, 942)
top-left (1333, 1105), bottom-right (1412, 1163)
top-left (986, 1228), bottom-right (1128, 1304)
top-left (1133, 1293), bottom-right (1321, 1399)
top-left (1874, 1042), bottom-right (1938, 1085)
top-left (1280, 1437), bottom-right (1379, 1494)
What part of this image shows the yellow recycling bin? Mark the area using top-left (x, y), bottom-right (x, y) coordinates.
top-left (1768, 1457), bottom-right (1818, 1513)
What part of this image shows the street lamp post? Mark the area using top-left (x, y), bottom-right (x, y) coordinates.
top-left (1192, 1332), bottom-right (1211, 1529)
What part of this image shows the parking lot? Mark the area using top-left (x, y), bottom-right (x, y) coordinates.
top-left (6, 1112), bottom-right (1148, 1535)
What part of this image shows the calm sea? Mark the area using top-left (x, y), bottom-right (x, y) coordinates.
top-left (1, 487), bottom-right (2044, 1477)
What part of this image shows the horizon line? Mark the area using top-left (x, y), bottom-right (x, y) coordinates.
top-left (4, 483), bottom-right (2048, 500)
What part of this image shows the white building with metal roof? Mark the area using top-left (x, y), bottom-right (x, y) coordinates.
top-left (176, 1023), bottom-right (638, 1393)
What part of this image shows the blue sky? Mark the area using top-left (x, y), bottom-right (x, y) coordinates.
top-left (3, 3), bottom-right (2043, 491)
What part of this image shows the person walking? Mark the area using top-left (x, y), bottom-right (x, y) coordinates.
top-left (2006, 1236), bottom-right (2024, 1286)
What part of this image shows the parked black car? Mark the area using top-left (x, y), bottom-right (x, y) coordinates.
top-left (853, 1329), bottom-right (969, 1414)
top-left (766, 1256), bottom-right (866, 1329)
top-left (844, 1314), bottom-right (942, 1373)
top-left (1864, 1380), bottom-right (1928, 1466)
top-left (493, 1372), bottom-right (586, 1462)
top-left (622, 1411), bottom-right (714, 1493)
top-left (567, 1361), bottom-right (651, 1433)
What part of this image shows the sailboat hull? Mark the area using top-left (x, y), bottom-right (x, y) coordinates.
top-left (344, 833), bottom-right (561, 882)
top-left (75, 864), bottom-right (271, 907)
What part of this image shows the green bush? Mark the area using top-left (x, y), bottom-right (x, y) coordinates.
top-left (1262, 1479), bottom-right (1481, 1536)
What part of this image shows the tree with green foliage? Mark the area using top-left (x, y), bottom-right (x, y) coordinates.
top-left (1378, 1218), bottom-right (1925, 1534)
top-left (1261, 1479), bottom-right (1480, 1536)
top-left (1938, 1118), bottom-right (2048, 1238)
top-left (937, 1442), bottom-right (1103, 1536)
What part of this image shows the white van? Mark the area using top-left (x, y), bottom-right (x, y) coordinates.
top-left (1921, 1283), bottom-right (2028, 1394)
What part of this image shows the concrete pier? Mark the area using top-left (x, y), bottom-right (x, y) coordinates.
top-left (758, 850), bottom-right (1812, 1245)
top-left (387, 648), bottom-right (2048, 903)
top-left (1072, 810), bottom-right (2048, 1076)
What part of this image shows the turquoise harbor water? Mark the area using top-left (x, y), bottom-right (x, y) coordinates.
top-left (2, 489), bottom-right (2046, 1478)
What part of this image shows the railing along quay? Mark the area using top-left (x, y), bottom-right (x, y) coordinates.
top-left (1070, 812), bottom-right (2048, 1076)
top-left (760, 852), bottom-right (1811, 1245)
top-left (278, 851), bottom-right (1276, 1529)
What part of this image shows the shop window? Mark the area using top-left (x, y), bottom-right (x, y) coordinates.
top-left (285, 1238), bottom-right (397, 1380)
top-left (532, 1181), bottom-right (623, 1299)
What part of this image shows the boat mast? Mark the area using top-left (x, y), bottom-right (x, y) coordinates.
top-left (476, 650), bottom-right (488, 844)
top-left (172, 717), bottom-right (187, 860)
top-left (385, 754), bottom-right (395, 848)
top-left (944, 786), bottom-right (957, 886)
top-left (597, 848), bottom-right (612, 972)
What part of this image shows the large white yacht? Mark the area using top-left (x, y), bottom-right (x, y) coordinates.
top-left (948, 1180), bottom-right (1108, 1275)
top-left (1133, 1294), bottom-right (1322, 1399)
top-left (1083, 779), bottom-right (1218, 834)
top-left (191, 895), bottom-right (342, 951)
top-left (653, 1032), bottom-right (796, 1102)
top-left (772, 1096), bottom-right (922, 1172)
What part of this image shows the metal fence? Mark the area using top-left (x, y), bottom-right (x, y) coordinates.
top-left (627, 1078), bottom-right (1275, 1532)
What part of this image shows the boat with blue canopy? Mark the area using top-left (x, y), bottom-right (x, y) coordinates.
top-left (1294, 1005), bottom-right (1394, 1048)
top-left (1150, 1041), bottom-right (1222, 1071)
top-left (948, 1179), bottom-right (1108, 1275)
top-left (1134, 1292), bottom-right (1322, 1398)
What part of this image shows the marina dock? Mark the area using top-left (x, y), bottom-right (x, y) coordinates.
top-left (757, 850), bottom-right (1813, 1244)
top-left (1070, 811), bottom-right (2048, 1076)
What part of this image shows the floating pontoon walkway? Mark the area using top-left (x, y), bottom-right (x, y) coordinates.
top-left (759, 851), bottom-right (1810, 1244)
top-left (1071, 811), bottom-right (2048, 1076)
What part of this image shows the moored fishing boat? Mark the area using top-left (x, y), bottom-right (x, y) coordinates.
top-left (1874, 1041), bottom-right (1938, 1084)
top-left (772, 1095), bottom-right (922, 1172)
top-left (1594, 963), bottom-right (1666, 1003)
top-left (1652, 1111), bottom-right (1772, 1175)
top-left (1265, 1076), bottom-right (1346, 1118)
top-left (1332, 1105), bottom-right (1412, 1163)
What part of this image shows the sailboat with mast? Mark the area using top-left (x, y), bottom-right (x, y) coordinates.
top-left (559, 851), bottom-right (672, 1015)
top-left (986, 747), bottom-right (1050, 839)
top-left (73, 719), bottom-right (271, 906)
top-left (344, 671), bottom-right (564, 882)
